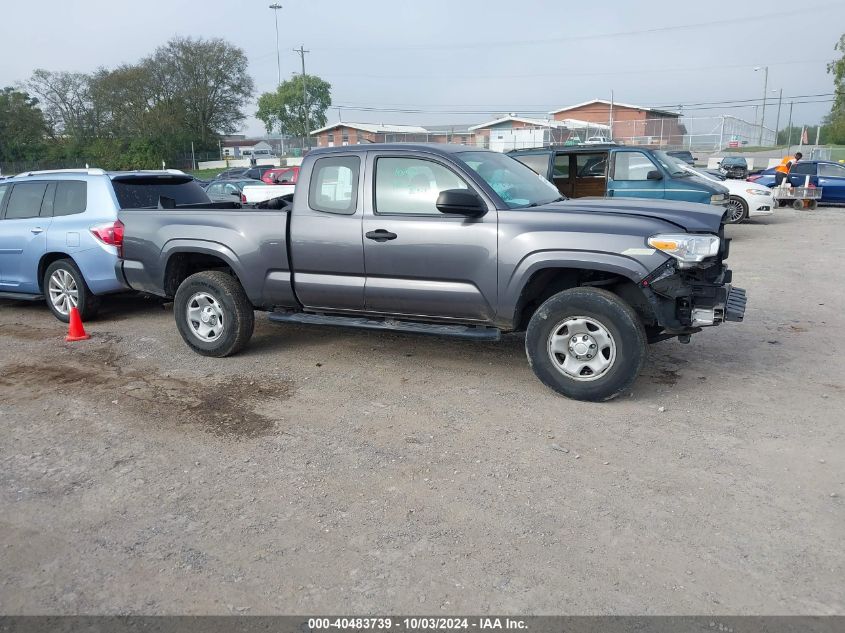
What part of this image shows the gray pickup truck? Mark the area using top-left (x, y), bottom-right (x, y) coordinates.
top-left (117, 144), bottom-right (746, 401)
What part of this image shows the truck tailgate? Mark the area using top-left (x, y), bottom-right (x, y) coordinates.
top-left (118, 207), bottom-right (293, 308)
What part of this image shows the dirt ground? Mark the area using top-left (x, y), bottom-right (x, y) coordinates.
top-left (0, 208), bottom-right (843, 615)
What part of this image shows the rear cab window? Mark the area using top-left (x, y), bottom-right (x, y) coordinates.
top-left (308, 156), bottom-right (360, 214)
top-left (111, 176), bottom-right (210, 208)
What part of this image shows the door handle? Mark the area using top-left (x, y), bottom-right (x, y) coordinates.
top-left (30, 227), bottom-right (44, 234)
top-left (365, 229), bottom-right (398, 242)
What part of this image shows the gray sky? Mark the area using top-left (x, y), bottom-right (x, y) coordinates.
top-left (2, 0), bottom-right (843, 136)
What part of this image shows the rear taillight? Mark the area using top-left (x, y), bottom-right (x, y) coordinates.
top-left (241, 193), bottom-right (247, 203)
top-left (91, 220), bottom-right (124, 257)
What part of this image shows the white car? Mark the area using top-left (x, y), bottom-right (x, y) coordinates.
top-left (681, 165), bottom-right (774, 224)
top-left (241, 182), bottom-right (295, 205)
top-left (584, 136), bottom-right (613, 145)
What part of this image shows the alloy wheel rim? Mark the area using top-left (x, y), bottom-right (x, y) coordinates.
top-left (727, 199), bottom-right (744, 222)
top-left (547, 316), bottom-right (616, 381)
top-left (186, 292), bottom-right (225, 342)
top-left (48, 269), bottom-right (79, 316)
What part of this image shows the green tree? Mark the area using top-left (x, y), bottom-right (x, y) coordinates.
top-left (256, 74), bottom-right (332, 141)
top-left (27, 69), bottom-right (98, 140)
top-left (776, 124), bottom-right (827, 146)
top-left (0, 87), bottom-right (47, 162)
top-left (142, 36), bottom-right (255, 146)
top-left (825, 33), bottom-right (845, 144)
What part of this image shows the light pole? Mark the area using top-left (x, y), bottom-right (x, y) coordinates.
top-left (773, 88), bottom-right (783, 146)
top-left (269, 4), bottom-right (282, 87)
top-left (754, 66), bottom-right (768, 145)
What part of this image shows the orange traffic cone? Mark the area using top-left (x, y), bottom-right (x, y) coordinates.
top-left (65, 306), bottom-right (90, 342)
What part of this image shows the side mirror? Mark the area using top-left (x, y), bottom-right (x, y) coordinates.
top-left (646, 170), bottom-right (663, 181)
top-left (436, 189), bottom-right (485, 217)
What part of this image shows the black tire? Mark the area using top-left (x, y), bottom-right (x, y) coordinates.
top-left (173, 271), bottom-right (255, 357)
top-left (793, 199), bottom-right (804, 210)
top-left (43, 258), bottom-right (100, 323)
top-left (808, 200), bottom-right (818, 210)
top-left (725, 196), bottom-right (748, 224)
top-left (525, 287), bottom-right (648, 402)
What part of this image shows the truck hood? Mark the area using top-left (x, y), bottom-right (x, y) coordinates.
top-left (536, 198), bottom-right (726, 233)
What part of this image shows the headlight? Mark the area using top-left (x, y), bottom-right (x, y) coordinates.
top-left (648, 233), bottom-right (720, 264)
top-left (745, 188), bottom-right (770, 196)
top-left (710, 193), bottom-right (727, 205)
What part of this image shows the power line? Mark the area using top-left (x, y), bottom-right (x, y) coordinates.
top-left (325, 94), bottom-right (838, 117)
top-left (303, 2), bottom-right (839, 52)
top-left (292, 58), bottom-right (831, 81)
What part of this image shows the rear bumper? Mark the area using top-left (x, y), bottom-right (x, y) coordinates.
top-left (73, 246), bottom-right (130, 295)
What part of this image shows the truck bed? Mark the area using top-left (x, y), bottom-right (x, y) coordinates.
top-left (118, 207), bottom-right (294, 309)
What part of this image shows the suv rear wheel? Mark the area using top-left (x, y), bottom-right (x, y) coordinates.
top-left (43, 259), bottom-right (100, 323)
top-left (525, 287), bottom-right (647, 401)
top-left (174, 271), bottom-right (254, 357)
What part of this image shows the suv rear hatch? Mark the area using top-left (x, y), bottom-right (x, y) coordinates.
top-left (110, 174), bottom-right (210, 208)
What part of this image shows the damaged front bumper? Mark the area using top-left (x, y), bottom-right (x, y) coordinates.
top-left (639, 250), bottom-right (747, 341)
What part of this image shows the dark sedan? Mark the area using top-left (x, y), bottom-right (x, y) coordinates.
top-left (718, 156), bottom-right (749, 179)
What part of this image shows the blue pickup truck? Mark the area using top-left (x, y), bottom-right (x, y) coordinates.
top-left (510, 145), bottom-right (729, 206)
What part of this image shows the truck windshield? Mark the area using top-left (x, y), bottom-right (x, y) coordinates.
top-left (111, 176), bottom-right (211, 208)
top-left (458, 151), bottom-right (562, 209)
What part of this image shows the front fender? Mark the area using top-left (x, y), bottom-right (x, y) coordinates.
top-left (497, 250), bottom-right (657, 329)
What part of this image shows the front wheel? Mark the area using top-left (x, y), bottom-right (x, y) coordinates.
top-left (725, 196), bottom-right (748, 224)
top-left (173, 271), bottom-right (255, 357)
top-left (525, 287), bottom-right (647, 402)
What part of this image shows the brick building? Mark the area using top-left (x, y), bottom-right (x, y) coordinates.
top-left (549, 99), bottom-right (686, 147)
top-left (310, 123), bottom-right (433, 147)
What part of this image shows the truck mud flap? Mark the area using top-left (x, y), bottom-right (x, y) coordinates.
top-left (724, 287), bottom-right (747, 322)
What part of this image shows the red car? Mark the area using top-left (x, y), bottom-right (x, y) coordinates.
top-left (261, 167), bottom-right (300, 185)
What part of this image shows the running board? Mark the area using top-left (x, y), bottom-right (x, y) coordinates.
top-left (268, 311), bottom-right (501, 341)
top-left (0, 291), bottom-right (43, 301)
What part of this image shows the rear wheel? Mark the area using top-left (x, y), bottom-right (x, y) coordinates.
top-left (525, 287), bottom-right (648, 401)
top-left (793, 199), bottom-right (804, 210)
top-left (725, 196), bottom-right (748, 223)
top-left (43, 259), bottom-right (100, 323)
top-left (808, 200), bottom-right (818, 210)
top-left (174, 271), bottom-right (255, 357)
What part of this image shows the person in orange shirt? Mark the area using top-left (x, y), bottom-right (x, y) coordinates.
top-left (774, 151), bottom-right (802, 186)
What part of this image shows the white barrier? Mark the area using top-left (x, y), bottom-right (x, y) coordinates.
top-left (197, 158), bottom-right (282, 170)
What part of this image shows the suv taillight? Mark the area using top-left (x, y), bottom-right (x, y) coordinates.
top-left (91, 220), bottom-right (124, 257)
top-left (241, 193), bottom-right (247, 203)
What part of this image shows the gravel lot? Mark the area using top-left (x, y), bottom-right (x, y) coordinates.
top-left (0, 208), bottom-right (843, 615)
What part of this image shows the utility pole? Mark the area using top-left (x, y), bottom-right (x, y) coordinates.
top-left (755, 66), bottom-right (768, 145)
top-left (786, 101), bottom-right (794, 152)
top-left (774, 88), bottom-right (783, 146)
top-left (293, 45), bottom-right (310, 148)
top-left (269, 4), bottom-right (283, 87)
top-left (608, 90), bottom-right (614, 140)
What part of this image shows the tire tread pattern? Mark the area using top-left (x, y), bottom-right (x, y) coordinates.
top-left (174, 271), bottom-right (255, 357)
